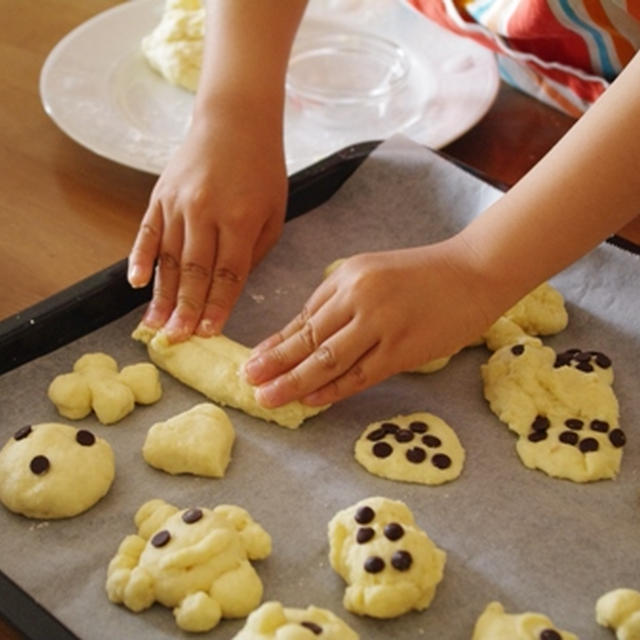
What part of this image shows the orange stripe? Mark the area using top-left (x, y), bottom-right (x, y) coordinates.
top-left (580, 0), bottom-right (635, 67)
top-left (625, 0), bottom-right (640, 22)
top-left (530, 73), bottom-right (588, 117)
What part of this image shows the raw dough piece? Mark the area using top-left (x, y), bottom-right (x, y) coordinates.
top-left (0, 423), bottom-right (115, 519)
top-left (132, 324), bottom-right (329, 429)
top-left (232, 601), bottom-right (359, 640)
top-left (472, 601), bottom-right (577, 640)
top-left (354, 412), bottom-right (464, 485)
top-left (596, 588), bottom-right (640, 640)
top-left (143, 403), bottom-right (235, 477)
top-left (328, 496), bottom-right (446, 618)
top-left (482, 338), bottom-right (625, 482)
top-left (106, 498), bottom-right (271, 632)
top-left (48, 352), bottom-right (162, 425)
top-left (141, 0), bottom-right (204, 92)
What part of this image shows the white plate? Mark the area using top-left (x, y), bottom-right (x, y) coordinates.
top-left (40, 0), bottom-right (499, 175)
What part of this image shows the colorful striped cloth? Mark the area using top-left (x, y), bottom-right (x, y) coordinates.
top-left (408, 0), bottom-right (640, 116)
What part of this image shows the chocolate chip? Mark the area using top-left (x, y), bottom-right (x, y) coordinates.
top-left (367, 427), bottom-right (388, 441)
top-left (528, 430), bottom-right (548, 442)
top-left (576, 361), bottom-right (594, 372)
top-left (355, 506), bottom-right (375, 524)
top-left (75, 430), bottom-right (95, 446)
top-left (381, 422), bottom-right (399, 434)
top-left (565, 419), bottom-right (584, 430)
top-left (406, 447), bottom-right (426, 463)
top-left (151, 530), bottom-right (171, 548)
top-left (395, 429), bottom-right (414, 443)
top-left (591, 351), bottom-right (612, 368)
top-left (421, 434), bottom-right (441, 448)
top-left (559, 431), bottom-right (579, 446)
top-left (511, 344), bottom-right (525, 355)
top-left (590, 419), bottom-right (609, 433)
top-left (356, 527), bottom-right (375, 544)
top-left (300, 621), bottom-right (322, 635)
top-left (431, 453), bottom-right (452, 469)
top-left (540, 630), bottom-right (562, 640)
top-left (372, 442), bottom-right (393, 458)
top-left (532, 415), bottom-right (550, 431)
top-left (29, 455), bottom-right (49, 475)
top-left (574, 351), bottom-right (591, 362)
top-left (609, 429), bottom-right (626, 448)
top-left (384, 522), bottom-right (404, 541)
top-left (14, 426), bottom-right (32, 441)
top-left (409, 421), bottom-right (428, 433)
top-left (364, 556), bottom-right (385, 573)
top-left (579, 437), bottom-right (599, 453)
top-left (391, 550), bottom-right (412, 571)
top-left (182, 508), bottom-right (203, 524)
top-left (554, 353), bottom-right (572, 368)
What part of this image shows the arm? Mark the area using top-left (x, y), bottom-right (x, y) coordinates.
top-left (244, 51), bottom-right (640, 407)
top-left (128, 0), bottom-right (308, 342)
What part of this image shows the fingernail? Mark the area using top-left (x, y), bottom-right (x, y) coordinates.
top-left (243, 355), bottom-right (264, 384)
top-left (196, 318), bottom-right (216, 337)
top-left (142, 308), bottom-right (163, 328)
top-left (255, 382), bottom-right (279, 408)
top-left (164, 318), bottom-right (189, 343)
top-left (128, 265), bottom-right (145, 288)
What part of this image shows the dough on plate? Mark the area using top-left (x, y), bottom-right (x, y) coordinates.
top-left (0, 422), bottom-right (115, 519)
top-left (354, 412), bottom-right (464, 485)
top-left (481, 338), bottom-right (625, 482)
top-left (143, 403), bottom-right (235, 477)
top-left (132, 324), bottom-right (329, 429)
top-left (48, 352), bottom-right (162, 425)
top-left (472, 601), bottom-right (577, 640)
top-left (106, 498), bottom-right (271, 632)
top-left (328, 496), bottom-right (446, 618)
top-left (232, 601), bottom-right (359, 640)
top-left (596, 588), bottom-right (640, 640)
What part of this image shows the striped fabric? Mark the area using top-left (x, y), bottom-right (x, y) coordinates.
top-left (408, 0), bottom-right (640, 116)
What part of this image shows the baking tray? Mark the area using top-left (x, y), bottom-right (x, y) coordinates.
top-left (0, 140), bottom-right (638, 640)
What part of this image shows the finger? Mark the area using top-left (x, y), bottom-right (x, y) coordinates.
top-left (128, 200), bottom-right (163, 288)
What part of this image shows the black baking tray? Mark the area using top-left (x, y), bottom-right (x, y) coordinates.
top-left (0, 141), bottom-right (638, 640)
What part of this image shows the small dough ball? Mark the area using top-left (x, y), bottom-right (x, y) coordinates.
top-left (143, 403), bottom-right (235, 477)
top-left (596, 588), bottom-right (640, 640)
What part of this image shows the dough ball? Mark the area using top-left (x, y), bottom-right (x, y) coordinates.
top-left (596, 588), bottom-right (640, 640)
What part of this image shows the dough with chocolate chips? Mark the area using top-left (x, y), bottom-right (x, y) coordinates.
top-left (0, 422), bottom-right (115, 519)
top-left (106, 498), bottom-right (271, 632)
top-left (143, 403), bottom-right (235, 477)
top-left (232, 601), bottom-right (359, 640)
top-left (472, 601), bottom-right (577, 640)
top-left (481, 338), bottom-right (625, 482)
top-left (596, 588), bottom-right (640, 640)
top-left (354, 412), bottom-right (465, 485)
top-left (328, 496), bottom-right (446, 618)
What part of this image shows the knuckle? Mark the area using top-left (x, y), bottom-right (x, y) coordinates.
top-left (181, 261), bottom-right (211, 282)
top-left (298, 321), bottom-right (319, 352)
top-left (158, 251), bottom-right (180, 272)
top-left (315, 344), bottom-right (338, 370)
top-left (175, 293), bottom-right (201, 315)
top-left (137, 221), bottom-right (161, 244)
top-left (348, 363), bottom-right (368, 389)
top-left (213, 266), bottom-right (243, 286)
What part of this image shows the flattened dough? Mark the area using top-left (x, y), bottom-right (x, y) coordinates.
top-left (132, 324), bottom-right (329, 429)
top-left (472, 601), bottom-right (577, 640)
top-left (596, 588), bottom-right (640, 640)
top-left (0, 423), bottom-right (115, 519)
top-left (481, 338), bottom-right (626, 482)
top-left (232, 601), bottom-right (359, 639)
top-left (328, 496), bottom-right (446, 618)
top-left (143, 403), bottom-right (235, 477)
top-left (354, 412), bottom-right (464, 485)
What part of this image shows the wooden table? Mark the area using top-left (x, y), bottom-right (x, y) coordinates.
top-left (0, 2), bottom-right (638, 639)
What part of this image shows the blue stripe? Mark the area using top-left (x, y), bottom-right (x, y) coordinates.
top-left (467, 0), bottom-right (496, 20)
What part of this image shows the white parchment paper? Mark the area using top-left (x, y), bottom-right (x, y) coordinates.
top-left (0, 137), bottom-right (638, 639)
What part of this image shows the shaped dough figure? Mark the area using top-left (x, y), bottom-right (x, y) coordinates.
top-left (472, 601), bottom-right (577, 640)
top-left (596, 588), bottom-right (640, 640)
top-left (482, 337), bottom-right (626, 482)
top-left (232, 601), bottom-right (359, 640)
top-left (106, 498), bottom-right (271, 632)
top-left (48, 352), bottom-right (162, 425)
top-left (328, 496), bottom-right (446, 618)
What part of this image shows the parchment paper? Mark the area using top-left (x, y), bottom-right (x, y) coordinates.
top-left (0, 136), bottom-right (638, 639)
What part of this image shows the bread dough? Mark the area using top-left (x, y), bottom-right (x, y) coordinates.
top-left (472, 601), bottom-right (578, 640)
top-left (328, 496), bottom-right (446, 618)
top-left (132, 324), bottom-right (329, 429)
top-left (481, 338), bottom-right (625, 482)
top-left (232, 601), bottom-right (359, 640)
top-left (48, 352), bottom-right (162, 425)
top-left (354, 412), bottom-right (464, 485)
top-left (143, 403), bottom-right (235, 477)
top-left (141, 0), bottom-right (204, 92)
top-left (596, 588), bottom-right (640, 640)
top-left (0, 423), bottom-right (115, 519)
top-left (106, 498), bottom-right (271, 632)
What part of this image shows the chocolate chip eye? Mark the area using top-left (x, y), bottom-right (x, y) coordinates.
top-left (539, 630), bottom-right (562, 640)
top-left (532, 416), bottom-right (550, 431)
top-left (151, 530), bottom-right (171, 548)
top-left (564, 419), bottom-right (583, 430)
top-left (363, 556), bottom-right (385, 573)
top-left (421, 434), bottom-right (441, 448)
top-left (75, 430), bottom-right (95, 446)
top-left (590, 419), bottom-right (609, 433)
top-left (558, 431), bottom-right (579, 446)
top-left (366, 427), bottom-right (388, 441)
top-left (384, 522), bottom-right (404, 541)
top-left (395, 429), bottom-right (414, 443)
top-left (356, 527), bottom-right (375, 544)
top-left (579, 437), bottom-right (599, 453)
top-left (391, 550), bottom-right (412, 571)
top-left (590, 351), bottom-right (612, 368)
top-left (511, 344), bottom-right (525, 355)
top-left (381, 422), bottom-right (399, 434)
top-left (409, 421), bottom-right (428, 433)
top-left (14, 425), bottom-right (32, 441)
top-left (354, 506), bottom-right (375, 524)
top-left (182, 508), bottom-right (203, 524)
top-left (528, 431), bottom-right (548, 443)
top-left (609, 429), bottom-right (626, 448)
top-left (576, 361), bottom-right (593, 372)
top-left (372, 442), bottom-right (393, 458)
top-left (406, 447), bottom-right (426, 463)
top-left (431, 453), bottom-right (452, 469)
top-left (30, 455), bottom-right (49, 475)
top-left (300, 621), bottom-right (322, 635)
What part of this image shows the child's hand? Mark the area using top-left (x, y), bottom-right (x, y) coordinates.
top-left (127, 110), bottom-right (287, 342)
top-left (244, 239), bottom-right (496, 407)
